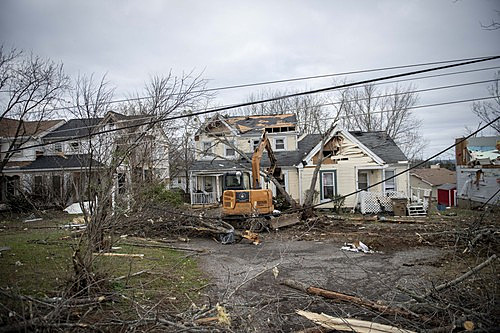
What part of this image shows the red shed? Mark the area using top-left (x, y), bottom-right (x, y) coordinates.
top-left (437, 183), bottom-right (456, 207)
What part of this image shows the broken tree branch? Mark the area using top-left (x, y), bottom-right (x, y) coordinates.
top-left (423, 254), bottom-right (497, 298)
top-left (282, 279), bottom-right (421, 320)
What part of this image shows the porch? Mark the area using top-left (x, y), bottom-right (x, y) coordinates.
top-left (189, 173), bottom-right (223, 206)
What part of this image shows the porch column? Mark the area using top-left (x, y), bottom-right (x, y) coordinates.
top-left (215, 175), bottom-right (221, 203)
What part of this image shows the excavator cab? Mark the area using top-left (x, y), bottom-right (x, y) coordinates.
top-left (223, 171), bottom-right (250, 191)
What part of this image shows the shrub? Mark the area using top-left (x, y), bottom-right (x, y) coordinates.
top-left (144, 184), bottom-right (184, 207)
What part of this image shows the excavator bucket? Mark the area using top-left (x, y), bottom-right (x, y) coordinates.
top-left (270, 212), bottom-right (301, 230)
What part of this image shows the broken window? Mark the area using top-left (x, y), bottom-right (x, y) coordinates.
top-left (321, 171), bottom-right (336, 201)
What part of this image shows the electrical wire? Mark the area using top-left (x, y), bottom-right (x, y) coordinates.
top-left (20, 77), bottom-right (498, 139)
top-left (6, 54), bottom-right (500, 154)
top-left (9, 58), bottom-right (500, 114)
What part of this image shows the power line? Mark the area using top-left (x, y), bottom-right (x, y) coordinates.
top-left (14, 64), bottom-right (500, 118)
top-left (26, 77), bottom-right (497, 139)
top-left (10, 57), bottom-right (500, 115)
top-left (7, 55), bottom-right (500, 154)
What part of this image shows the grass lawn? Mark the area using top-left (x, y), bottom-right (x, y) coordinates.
top-left (0, 212), bottom-right (208, 312)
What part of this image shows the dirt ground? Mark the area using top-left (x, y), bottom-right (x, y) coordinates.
top-left (178, 230), bottom-right (447, 331)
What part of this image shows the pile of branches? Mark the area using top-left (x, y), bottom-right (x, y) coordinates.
top-left (112, 204), bottom-right (234, 239)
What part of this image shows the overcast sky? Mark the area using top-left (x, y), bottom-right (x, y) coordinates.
top-left (1, 0), bottom-right (500, 158)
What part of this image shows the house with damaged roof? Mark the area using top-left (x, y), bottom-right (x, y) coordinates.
top-left (189, 113), bottom-right (411, 211)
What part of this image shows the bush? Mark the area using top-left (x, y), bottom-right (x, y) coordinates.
top-left (328, 194), bottom-right (345, 213)
top-left (144, 184), bottom-right (184, 207)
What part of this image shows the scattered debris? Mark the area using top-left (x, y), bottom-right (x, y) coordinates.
top-left (63, 202), bottom-right (92, 214)
top-left (15, 261), bottom-right (23, 266)
top-left (270, 212), bottom-right (301, 229)
top-left (60, 224), bottom-right (86, 230)
top-left (341, 240), bottom-right (374, 253)
top-left (23, 218), bottom-right (42, 223)
top-left (93, 253), bottom-right (144, 258)
top-left (241, 230), bottom-right (260, 245)
top-left (296, 310), bottom-right (416, 333)
top-left (216, 303), bottom-right (231, 327)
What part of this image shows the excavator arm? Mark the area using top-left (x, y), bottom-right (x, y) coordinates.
top-left (251, 130), bottom-right (278, 189)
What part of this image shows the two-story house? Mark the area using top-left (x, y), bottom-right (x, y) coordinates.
top-left (1, 111), bottom-right (170, 208)
top-left (190, 113), bottom-right (410, 212)
top-left (0, 117), bottom-right (65, 203)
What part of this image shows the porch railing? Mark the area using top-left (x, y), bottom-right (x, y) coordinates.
top-left (191, 192), bottom-right (218, 205)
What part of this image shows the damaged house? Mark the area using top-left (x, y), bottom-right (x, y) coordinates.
top-left (455, 136), bottom-right (500, 208)
top-left (189, 113), bottom-right (411, 213)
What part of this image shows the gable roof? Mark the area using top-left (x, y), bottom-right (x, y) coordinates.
top-left (44, 118), bottom-right (102, 139)
top-left (411, 168), bottom-right (456, 186)
top-left (0, 118), bottom-right (64, 138)
top-left (349, 131), bottom-right (407, 164)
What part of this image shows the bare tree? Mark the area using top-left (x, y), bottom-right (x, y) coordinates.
top-left (236, 89), bottom-right (329, 134)
top-left (334, 83), bottom-right (426, 161)
top-left (0, 46), bottom-right (70, 173)
top-left (168, 112), bottom-right (199, 194)
top-left (472, 70), bottom-right (500, 134)
top-left (66, 71), bottom-right (209, 294)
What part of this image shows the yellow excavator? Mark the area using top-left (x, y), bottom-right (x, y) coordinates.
top-left (222, 130), bottom-right (281, 219)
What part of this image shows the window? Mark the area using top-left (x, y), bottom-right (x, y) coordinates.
top-left (54, 143), bottom-right (63, 153)
top-left (70, 141), bottom-right (80, 152)
top-left (384, 170), bottom-right (396, 193)
top-left (357, 171), bottom-right (369, 191)
top-left (52, 175), bottom-right (62, 197)
top-left (34, 175), bottom-right (44, 196)
top-left (274, 138), bottom-right (285, 150)
top-left (321, 171), bottom-right (337, 201)
top-left (118, 173), bottom-right (126, 194)
top-left (252, 139), bottom-right (260, 151)
top-left (11, 143), bottom-right (23, 156)
top-left (225, 142), bottom-right (235, 157)
top-left (202, 142), bottom-right (213, 155)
